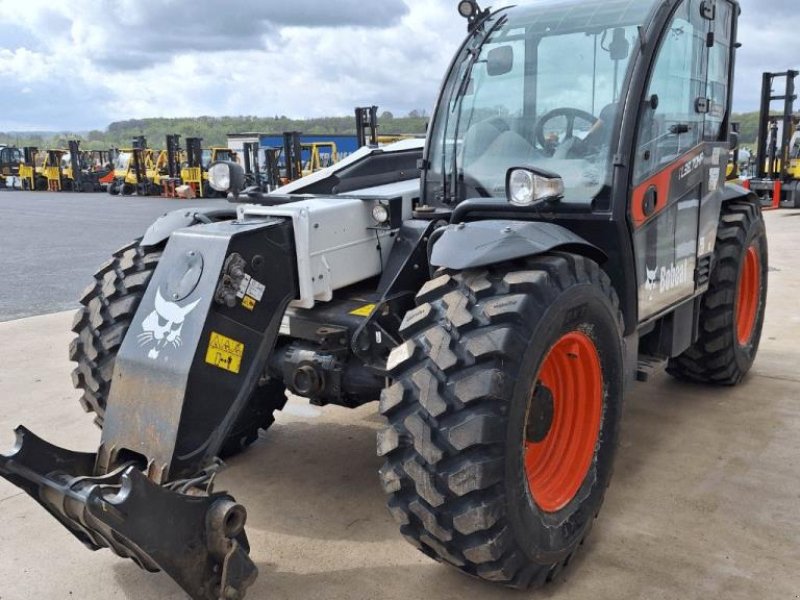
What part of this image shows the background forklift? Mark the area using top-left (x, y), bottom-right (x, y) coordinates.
top-left (108, 136), bottom-right (158, 196)
top-left (62, 141), bottom-right (110, 192)
top-left (181, 137), bottom-right (238, 198)
top-left (744, 70), bottom-right (800, 207)
top-left (0, 145), bottom-right (22, 188)
top-left (0, 1), bottom-right (768, 599)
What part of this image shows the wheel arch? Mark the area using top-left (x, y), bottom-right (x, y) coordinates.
top-left (141, 206), bottom-right (238, 248)
top-left (429, 219), bottom-right (607, 271)
top-left (720, 182), bottom-right (760, 205)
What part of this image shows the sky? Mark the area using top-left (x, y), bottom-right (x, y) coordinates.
top-left (0, 0), bottom-right (796, 131)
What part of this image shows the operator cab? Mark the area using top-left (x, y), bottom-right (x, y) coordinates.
top-left (424, 0), bottom-right (736, 213)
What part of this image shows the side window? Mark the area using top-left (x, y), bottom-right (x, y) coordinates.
top-left (634, 0), bottom-right (708, 183)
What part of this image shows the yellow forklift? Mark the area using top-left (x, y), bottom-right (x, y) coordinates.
top-left (108, 137), bottom-right (159, 196)
top-left (745, 70), bottom-right (800, 207)
top-left (180, 138), bottom-right (238, 197)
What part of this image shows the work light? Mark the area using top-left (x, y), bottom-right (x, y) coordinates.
top-left (506, 167), bottom-right (564, 206)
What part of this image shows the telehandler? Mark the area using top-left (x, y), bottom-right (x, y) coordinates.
top-left (0, 1), bottom-right (768, 599)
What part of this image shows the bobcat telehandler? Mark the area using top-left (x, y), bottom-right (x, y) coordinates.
top-left (0, 1), bottom-right (768, 598)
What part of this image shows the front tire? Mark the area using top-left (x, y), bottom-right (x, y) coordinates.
top-left (667, 200), bottom-right (768, 384)
top-left (379, 253), bottom-right (624, 588)
top-left (69, 239), bottom-right (287, 458)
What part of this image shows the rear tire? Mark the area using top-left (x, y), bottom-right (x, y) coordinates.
top-left (667, 200), bottom-right (768, 384)
top-left (69, 239), bottom-right (287, 458)
top-left (379, 253), bottom-right (624, 588)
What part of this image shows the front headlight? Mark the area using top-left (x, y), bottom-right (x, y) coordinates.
top-left (208, 162), bottom-right (231, 192)
top-left (506, 167), bottom-right (564, 206)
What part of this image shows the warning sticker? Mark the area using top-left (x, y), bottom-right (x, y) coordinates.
top-left (242, 296), bottom-right (256, 311)
top-left (205, 332), bottom-right (245, 374)
top-left (246, 278), bottom-right (266, 301)
top-left (237, 274), bottom-right (252, 299)
top-left (349, 303), bottom-right (377, 317)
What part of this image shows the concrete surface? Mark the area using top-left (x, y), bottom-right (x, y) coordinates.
top-left (0, 191), bottom-right (225, 321)
top-left (0, 210), bottom-right (799, 600)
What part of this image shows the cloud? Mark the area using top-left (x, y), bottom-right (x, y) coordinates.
top-left (0, 0), bottom-right (796, 131)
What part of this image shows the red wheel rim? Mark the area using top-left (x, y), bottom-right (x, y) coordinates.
top-left (524, 331), bottom-right (603, 513)
top-left (736, 246), bottom-right (761, 346)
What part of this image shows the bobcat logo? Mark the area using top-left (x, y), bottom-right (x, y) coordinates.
top-left (137, 289), bottom-right (201, 360)
top-left (644, 265), bottom-right (658, 302)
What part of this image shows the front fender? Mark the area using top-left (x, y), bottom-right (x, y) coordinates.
top-left (141, 207), bottom-right (237, 248)
top-left (430, 220), bottom-right (606, 270)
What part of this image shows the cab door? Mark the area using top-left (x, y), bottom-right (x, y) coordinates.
top-left (630, 0), bottom-right (735, 321)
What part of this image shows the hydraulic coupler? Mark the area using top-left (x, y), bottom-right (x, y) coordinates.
top-left (0, 215), bottom-right (299, 599)
top-left (0, 427), bottom-right (256, 600)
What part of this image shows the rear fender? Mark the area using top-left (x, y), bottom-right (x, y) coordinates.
top-left (429, 219), bottom-right (606, 271)
top-left (141, 207), bottom-right (238, 248)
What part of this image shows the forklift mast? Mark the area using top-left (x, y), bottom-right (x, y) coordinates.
top-left (242, 141), bottom-right (262, 189)
top-left (186, 137), bottom-right (203, 169)
top-left (165, 134), bottom-right (182, 179)
top-left (755, 70), bottom-right (798, 181)
top-left (282, 132), bottom-right (303, 181)
top-left (22, 147), bottom-right (38, 165)
top-left (131, 136), bottom-right (148, 185)
top-left (355, 105), bottom-right (379, 148)
top-left (68, 140), bottom-right (83, 188)
top-left (265, 148), bottom-right (282, 190)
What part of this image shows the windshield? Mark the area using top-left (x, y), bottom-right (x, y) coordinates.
top-left (115, 152), bottom-right (131, 171)
top-left (202, 149), bottom-right (212, 169)
top-left (427, 0), bottom-right (658, 205)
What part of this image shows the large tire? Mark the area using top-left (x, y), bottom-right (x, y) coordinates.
top-left (379, 253), bottom-right (625, 588)
top-left (69, 239), bottom-right (287, 458)
top-left (667, 200), bottom-right (768, 384)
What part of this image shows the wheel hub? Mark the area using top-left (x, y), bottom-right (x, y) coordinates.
top-left (524, 331), bottom-right (603, 513)
top-left (526, 384), bottom-right (554, 443)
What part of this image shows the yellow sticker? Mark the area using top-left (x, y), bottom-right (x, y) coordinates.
top-left (205, 332), bottom-right (244, 374)
top-left (242, 295), bottom-right (256, 311)
top-left (349, 303), bottom-right (377, 317)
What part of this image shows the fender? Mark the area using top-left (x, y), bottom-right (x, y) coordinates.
top-left (720, 182), bottom-right (760, 204)
top-left (141, 206), bottom-right (238, 248)
top-left (430, 219), bottom-right (606, 270)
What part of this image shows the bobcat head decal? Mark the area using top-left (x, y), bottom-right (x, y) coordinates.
top-left (644, 265), bottom-right (658, 302)
top-left (138, 288), bottom-right (201, 360)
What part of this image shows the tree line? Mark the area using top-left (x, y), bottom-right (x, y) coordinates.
top-left (0, 111), bottom-right (770, 151)
top-left (0, 112), bottom-right (428, 150)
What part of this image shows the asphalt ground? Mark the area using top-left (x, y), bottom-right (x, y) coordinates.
top-left (0, 190), bottom-right (225, 321)
top-left (0, 198), bottom-right (798, 599)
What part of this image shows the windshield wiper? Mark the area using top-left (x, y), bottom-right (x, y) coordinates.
top-left (444, 14), bottom-right (508, 205)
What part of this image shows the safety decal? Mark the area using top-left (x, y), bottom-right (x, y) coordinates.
top-left (205, 332), bottom-right (245, 374)
top-left (349, 303), bottom-right (377, 317)
top-left (242, 296), bottom-right (256, 311)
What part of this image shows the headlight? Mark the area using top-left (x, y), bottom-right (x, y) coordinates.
top-left (372, 203), bottom-right (390, 224)
top-left (208, 162), bottom-right (231, 192)
top-left (506, 167), bottom-right (564, 206)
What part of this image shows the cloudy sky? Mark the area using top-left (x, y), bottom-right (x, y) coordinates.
top-left (0, 0), bottom-right (796, 131)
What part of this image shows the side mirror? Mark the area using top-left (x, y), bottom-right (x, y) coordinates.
top-left (729, 131), bottom-right (739, 151)
top-left (609, 28), bottom-right (630, 61)
top-left (487, 45), bottom-right (514, 77)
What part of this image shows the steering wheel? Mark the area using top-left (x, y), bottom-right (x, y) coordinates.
top-left (535, 108), bottom-right (598, 154)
